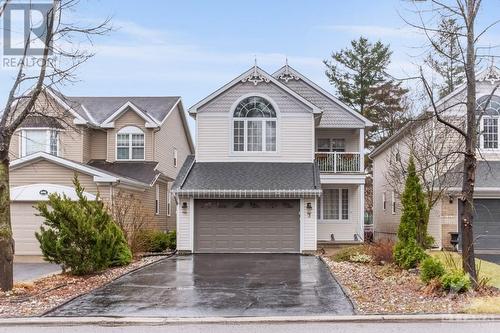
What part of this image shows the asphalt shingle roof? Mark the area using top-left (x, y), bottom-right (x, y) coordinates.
top-left (66, 96), bottom-right (180, 124)
top-left (173, 159), bottom-right (320, 191)
top-left (87, 160), bottom-right (161, 185)
top-left (443, 160), bottom-right (500, 188)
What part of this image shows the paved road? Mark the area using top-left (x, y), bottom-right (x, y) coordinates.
top-left (1, 321), bottom-right (499, 333)
top-left (49, 254), bottom-right (354, 317)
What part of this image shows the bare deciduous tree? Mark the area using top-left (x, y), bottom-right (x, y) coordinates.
top-left (0, 0), bottom-right (110, 291)
top-left (384, 113), bottom-right (464, 246)
top-left (109, 190), bottom-right (153, 254)
top-left (404, 0), bottom-right (500, 287)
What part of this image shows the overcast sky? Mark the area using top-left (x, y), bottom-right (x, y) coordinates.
top-left (1, 0), bottom-right (500, 131)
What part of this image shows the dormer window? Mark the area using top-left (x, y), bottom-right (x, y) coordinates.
top-left (233, 96), bottom-right (277, 152)
top-left (116, 126), bottom-right (145, 160)
top-left (21, 129), bottom-right (59, 157)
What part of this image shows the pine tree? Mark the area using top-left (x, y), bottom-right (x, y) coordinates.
top-left (425, 18), bottom-right (465, 98)
top-left (323, 37), bottom-right (392, 117)
top-left (324, 37), bottom-right (409, 150)
top-left (35, 175), bottom-right (132, 275)
top-left (365, 80), bottom-right (410, 149)
top-left (394, 156), bottom-right (428, 269)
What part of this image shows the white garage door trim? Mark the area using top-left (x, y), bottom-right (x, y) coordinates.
top-left (11, 183), bottom-right (96, 202)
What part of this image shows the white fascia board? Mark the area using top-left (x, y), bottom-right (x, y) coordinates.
top-left (10, 152), bottom-right (118, 181)
top-left (188, 66), bottom-right (320, 114)
top-left (319, 174), bottom-right (366, 184)
top-left (100, 101), bottom-right (159, 128)
top-left (273, 66), bottom-right (373, 126)
top-left (158, 97), bottom-right (181, 126)
top-left (45, 87), bottom-right (90, 125)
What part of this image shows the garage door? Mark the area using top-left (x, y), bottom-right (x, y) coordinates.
top-left (194, 200), bottom-right (300, 253)
top-left (11, 202), bottom-right (44, 256)
top-left (473, 199), bottom-right (500, 251)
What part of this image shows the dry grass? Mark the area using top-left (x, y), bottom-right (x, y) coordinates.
top-left (464, 296), bottom-right (500, 314)
top-left (430, 251), bottom-right (500, 289)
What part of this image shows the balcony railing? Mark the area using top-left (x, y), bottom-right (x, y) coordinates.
top-left (315, 152), bottom-right (362, 173)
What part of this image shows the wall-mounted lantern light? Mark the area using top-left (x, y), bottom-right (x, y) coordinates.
top-left (448, 194), bottom-right (454, 204)
top-left (306, 202), bottom-right (312, 217)
top-left (182, 201), bottom-right (188, 212)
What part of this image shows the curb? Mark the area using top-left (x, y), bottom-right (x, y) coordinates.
top-left (0, 314), bottom-right (499, 326)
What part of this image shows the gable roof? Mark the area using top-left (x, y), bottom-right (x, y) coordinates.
top-left (10, 152), bottom-right (158, 188)
top-left (46, 87), bottom-right (182, 127)
top-left (64, 95), bottom-right (181, 126)
top-left (370, 65), bottom-right (500, 159)
top-left (273, 65), bottom-right (373, 128)
top-left (188, 66), bottom-right (321, 114)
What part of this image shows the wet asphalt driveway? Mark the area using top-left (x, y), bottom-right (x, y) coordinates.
top-left (48, 254), bottom-right (354, 317)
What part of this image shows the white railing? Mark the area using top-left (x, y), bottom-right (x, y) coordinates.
top-left (315, 152), bottom-right (362, 173)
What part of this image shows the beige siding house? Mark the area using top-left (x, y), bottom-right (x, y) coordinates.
top-left (370, 66), bottom-right (500, 252)
top-left (173, 64), bottom-right (372, 254)
top-left (9, 89), bottom-right (194, 258)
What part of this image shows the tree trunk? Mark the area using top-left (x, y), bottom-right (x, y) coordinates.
top-left (0, 152), bottom-right (14, 291)
top-left (460, 0), bottom-right (478, 288)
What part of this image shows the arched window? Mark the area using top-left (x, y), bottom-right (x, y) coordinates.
top-left (478, 95), bottom-right (500, 150)
top-left (116, 126), bottom-right (145, 160)
top-left (233, 96), bottom-right (277, 152)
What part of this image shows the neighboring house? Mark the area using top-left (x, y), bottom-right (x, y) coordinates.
top-left (172, 63), bottom-right (372, 254)
top-left (370, 66), bottom-right (500, 252)
top-left (9, 88), bottom-right (194, 258)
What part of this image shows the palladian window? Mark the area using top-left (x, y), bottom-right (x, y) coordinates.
top-left (116, 126), bottom-right (145, 160)
top-left (233, 96), bottom-right (277, 152)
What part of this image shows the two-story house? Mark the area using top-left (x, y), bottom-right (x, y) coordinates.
top-left (172, 63), bottom-right (372, 254)
top-left (370, 66), bottom-right (500, 253)
top-left (9, 88), bottom-right (194, 258)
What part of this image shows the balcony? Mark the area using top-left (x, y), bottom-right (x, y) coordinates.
top-left (315, 152), bottom-right (362, 173)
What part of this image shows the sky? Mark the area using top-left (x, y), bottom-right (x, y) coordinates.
top-left (1, 0), bottom-right (500, 132)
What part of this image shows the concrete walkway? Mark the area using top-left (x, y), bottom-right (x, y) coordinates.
top-left (14, 263), bottom-right (61, 282)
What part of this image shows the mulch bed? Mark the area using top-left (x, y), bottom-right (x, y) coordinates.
top-left (323, 256), bottom-right (499, 314)
top-left (0, 256), bottom-right (167, 318)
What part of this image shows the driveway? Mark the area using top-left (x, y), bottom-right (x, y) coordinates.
top-left (14, 263), bottom-right (61, 282)
top-left (48, 254), bottom-right (354, 317)
top-left (476, 253), bottom-right (500, 265)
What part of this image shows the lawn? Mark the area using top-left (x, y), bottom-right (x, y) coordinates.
top-left (430, 251), bottom-right (500, 289)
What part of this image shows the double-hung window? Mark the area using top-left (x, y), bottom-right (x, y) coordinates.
top-left (233, 96), bottom-right (277, 152)
top-left (478, 95), bottom-right (500, 150)
top-left (482, 117), bottom-right (498, 149)
top-left (116, 126), bottom-right (145, 160)
top-left (318, 188), bottom-right (349, 221)
top-left (21, 129), bottom-right (59, 157)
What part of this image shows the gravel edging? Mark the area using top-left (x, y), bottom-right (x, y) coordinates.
top-left (322, 255), bottom-right (500, 315)
top-left (0, 255), bottom-right (171, 318)
top-left (318, 256), bottom-right (359, 314)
